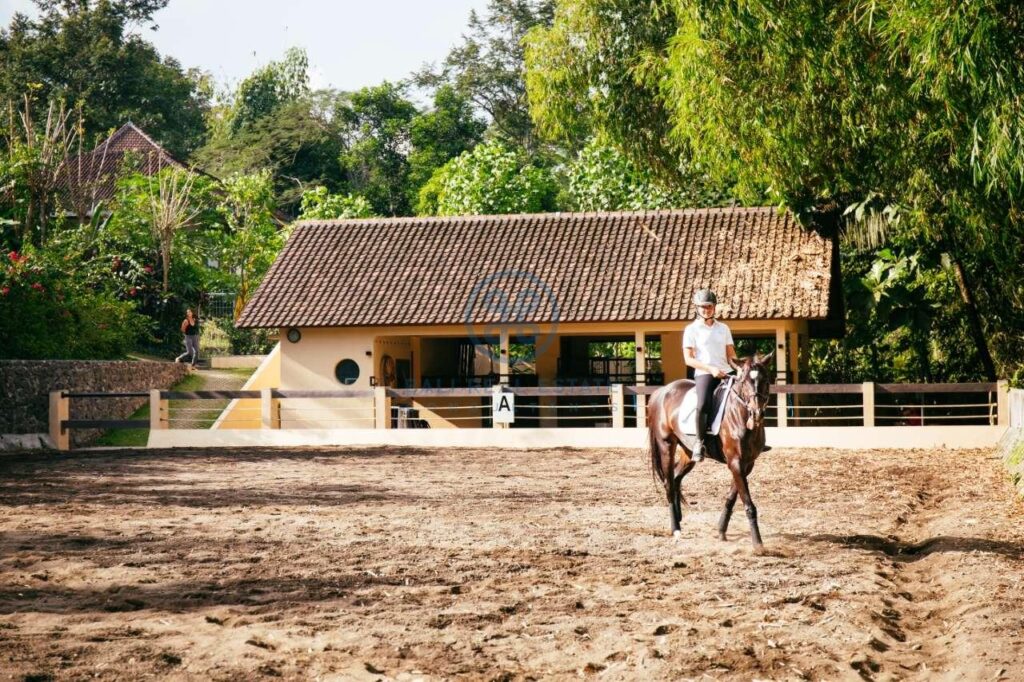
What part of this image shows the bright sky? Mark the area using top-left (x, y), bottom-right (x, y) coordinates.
top-left (1, 0), bottom-right (488, 95)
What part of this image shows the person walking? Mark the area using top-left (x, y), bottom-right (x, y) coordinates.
top-left (175, 308), bottom-right (200, 367)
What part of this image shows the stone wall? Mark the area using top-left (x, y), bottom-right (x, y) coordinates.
top-left (0, 360), bottom-right (190, 446)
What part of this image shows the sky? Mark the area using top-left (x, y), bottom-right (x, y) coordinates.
top-left (0, 0), bottom-right (489, 95)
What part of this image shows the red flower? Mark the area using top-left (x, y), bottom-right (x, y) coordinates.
top-left (8, 251), bottom-right (18, 262)
top-left (143, 265), bottom-right (154, 273)
top-left (129, 287), bottom-right (137, 297)
top-left (1, 286), bottom-right (9, 296)
top-left (31, 282), bottom-right (44, 291)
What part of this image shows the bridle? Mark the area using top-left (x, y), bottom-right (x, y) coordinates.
top-left (726, 366), bottom-right (770, 431)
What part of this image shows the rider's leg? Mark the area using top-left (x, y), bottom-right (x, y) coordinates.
top-left (692, 374), bottom-right (715, 461)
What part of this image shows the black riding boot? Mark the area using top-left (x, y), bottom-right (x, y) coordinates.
top-left (692, 411), bottom-right (708, 462)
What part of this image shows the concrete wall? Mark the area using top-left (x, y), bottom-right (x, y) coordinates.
top-left (999, 388), bottom-right (1024, 496)
top-left (0, 359), bottom-right (188, 446)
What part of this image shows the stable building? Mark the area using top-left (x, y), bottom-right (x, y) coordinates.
top-left (232, 206), bottom-right (841, 428)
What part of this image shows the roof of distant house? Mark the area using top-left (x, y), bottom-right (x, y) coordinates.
top-left (56, 122), bottom-right (188, 216)
top-left (237, 207), bottom-right (837, 329)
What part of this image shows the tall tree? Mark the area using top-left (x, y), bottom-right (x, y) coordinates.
top-left (416, 0), bottom-right (555, 153)
top-left (526, 0), bottom-right (1024, 382)
top-left (336, 82), bottom-right (418, 217)
top-left (0, 0), bottom-right (210, 156)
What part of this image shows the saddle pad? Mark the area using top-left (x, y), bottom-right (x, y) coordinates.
top-left (677, 377), bottom-right (733, 436)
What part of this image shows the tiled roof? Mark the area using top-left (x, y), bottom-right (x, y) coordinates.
top-left (56, 122), bottom-right (186, 215)
top-left (237, 207), bottom-right (835, 328)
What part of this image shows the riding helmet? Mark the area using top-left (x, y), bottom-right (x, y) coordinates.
top-left (693, 289), bottom-right (718, 306)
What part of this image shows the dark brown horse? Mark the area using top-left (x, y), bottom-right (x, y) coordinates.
top-left (647, 352), bottom-right (774, 551)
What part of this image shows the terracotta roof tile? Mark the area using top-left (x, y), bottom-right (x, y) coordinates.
top-left (237, 207), bottom-right (834, 328)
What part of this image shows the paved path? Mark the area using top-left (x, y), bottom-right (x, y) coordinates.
top-left (169, 367), bottom-right (251, 429)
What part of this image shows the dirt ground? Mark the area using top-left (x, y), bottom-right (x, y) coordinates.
top-left (1, 445), bottom-right (1022, 681)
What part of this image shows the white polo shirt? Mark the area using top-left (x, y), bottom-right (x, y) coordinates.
top-left (682, 318), bottom-right (734, 377)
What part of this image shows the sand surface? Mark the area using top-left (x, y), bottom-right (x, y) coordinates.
top-left (1, 445), bottom-right (1022, 680)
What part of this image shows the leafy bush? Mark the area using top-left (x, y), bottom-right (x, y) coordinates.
top-left (0, 248), bottom-right (147, 359)
top-left (298, 186), bottom-right (375, 220)
top-left (227, 326), bottom-right (277, 355)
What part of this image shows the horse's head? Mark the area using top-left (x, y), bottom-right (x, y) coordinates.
top-left (728, 351), bottom-right (775, 430)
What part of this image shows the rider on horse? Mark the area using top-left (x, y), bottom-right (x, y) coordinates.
top-left (682, 288), bottom-right (737, 462)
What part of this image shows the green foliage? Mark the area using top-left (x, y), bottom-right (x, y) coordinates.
top-left (298, 186), bottom-right (374, 220)
top-left (336, 82), bottom-right (419, 216)
top-left (425, 140), bottom-right (556, 216)
top-left (226, 326), bottom-right (277, 355)
top-left (229, 47), bottom-right (310, 134)
top-left (0, 246), bottom-right (147, 359)
top-left (417, 0), bottom-right (555, 152)
top-left (564, 137), bottom-right (731, 211)
top-left (0, 1), bottom-right (209, 156)
top-left (217, 170), bottom-right (287, 315)
top-left (407, 86), bottom-right (486, 209)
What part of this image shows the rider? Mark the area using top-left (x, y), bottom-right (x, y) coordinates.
top-left (683, 289), bottom-right (737, 462)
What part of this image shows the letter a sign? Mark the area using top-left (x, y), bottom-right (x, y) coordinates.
top-left (492, 391), bottom-right (515, 424)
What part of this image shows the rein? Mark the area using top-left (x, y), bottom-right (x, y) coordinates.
top-left (724, 371), bottom-right (769, 431)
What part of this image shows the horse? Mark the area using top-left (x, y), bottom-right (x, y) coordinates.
top-left (646, 352), bottom-right (774, 552)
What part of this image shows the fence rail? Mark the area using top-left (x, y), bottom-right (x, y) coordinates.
top-left (49, 381), bottom-right (1010, 450)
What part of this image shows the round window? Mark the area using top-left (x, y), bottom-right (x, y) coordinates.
top-left (334, 359), bottom-right (360, 385)
top-left (286, 328), bottom-right (301, 343)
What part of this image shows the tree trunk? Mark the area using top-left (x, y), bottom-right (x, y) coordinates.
top-left (950, 255), bottom-right (997, 381)
top-left (161, 240), bottom-right (171, 293)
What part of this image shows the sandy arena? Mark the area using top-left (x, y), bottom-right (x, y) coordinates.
top-left (1, 445), bottom-right (1022, 681)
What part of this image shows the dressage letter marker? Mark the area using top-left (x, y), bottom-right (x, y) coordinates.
top-left (492, 392), bottom-right (515, 424)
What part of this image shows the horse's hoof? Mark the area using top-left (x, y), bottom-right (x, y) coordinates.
top-left (718, 532), bottom-right (727, 541)
top-left (752, 544), bottom-right (766, 555)
top-left (672, 530), bottom-right (682, 542)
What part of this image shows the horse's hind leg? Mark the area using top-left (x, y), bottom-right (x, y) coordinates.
top-left (718, 484), bottom-right (738, 541)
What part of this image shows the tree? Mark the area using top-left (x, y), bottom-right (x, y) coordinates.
top-left (229, 47), bottom-right (310, 134)
top-left (336, 82), bottom-right (419, 216)
top-left (564, 137), bottom-right (732, 211)
top-left (297, 186), bottom-right (374, 220)
top-left (0, 96), bottom-right (77, 246)
top-left (217, 170), bottom-right (286, 318)
top-left (424, 139), bottom-right (555, 216)
top-left (417, 0), bottom-right (555, 153)
top-left (0, 0), bottom-right (210, 156)
top-left (407, 86), bottom-right (486, 210)
top-left (525, 0), bottom-right (1024, 382)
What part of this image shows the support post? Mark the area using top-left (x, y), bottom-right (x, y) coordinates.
top-left (150, 389), bottom-right (167, 430)
top-left (610, 384), bottom-right (624, 429)
top-left (261, 388), bottom-right (281, 429)
top-left (862, 382), bottom-right (875, 427)
top-left (775, 328), bottom-right (788, 428)
top-left (48, 391), bottom-right (70, 451)
top-left (491, 384), bottom-right (505, 429)
top-left (374, 386), bottom-right (391, 429)
top-left (634, 330), bottom-right (647, 427)
top-left (499, 328), bottom-right (510, 385)
top-left (996, 379), bottom-right (1009, 427)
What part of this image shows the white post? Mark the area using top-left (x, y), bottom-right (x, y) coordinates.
top-left (499, 328), bottom-right (510, 385)
top-left (374, 386), bottom-right (391, 429)
top-left (996, 379), bottom-right (1009, 427)
top-left (775, 328), bottom-right (788, 428)
top-left (610, 384), bottom-right (624, 429)
top-left (149, 389), bottom-right (167, 430)
top-left (634, 330), bottom-right (647, 427)
top-left (48, 391), bottom-right (70, 451)
top-left (491, 384), bottom-right (505, 429)
top-left (862, 382), bottom-right (875, 427)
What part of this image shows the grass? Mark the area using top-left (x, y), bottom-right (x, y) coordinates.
top-left (92, 368), bottom-right (254, 447)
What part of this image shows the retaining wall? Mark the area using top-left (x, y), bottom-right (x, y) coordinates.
top-left (0, 360), bottom-right (189, 447)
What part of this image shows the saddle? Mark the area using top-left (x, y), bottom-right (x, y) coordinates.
top-left (676, 377), bottom-right (734, 464)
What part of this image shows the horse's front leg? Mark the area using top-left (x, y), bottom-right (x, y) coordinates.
top-left (718, 483), bottom-right (738, 541)
top-left (665, 475), bottom-right (681, 538)
top-left (728, 459), bottom-right (764, 552)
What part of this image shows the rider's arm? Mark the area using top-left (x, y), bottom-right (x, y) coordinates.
top-left (726, 344), bottom-right (737, 363)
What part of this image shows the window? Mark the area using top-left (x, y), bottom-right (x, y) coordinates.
top-left (286, 328), bottom-right (301, 343)
top-left (335, 359), bottom-right (360, 385)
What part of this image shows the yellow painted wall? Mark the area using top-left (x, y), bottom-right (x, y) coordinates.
top-left (213, 342), bottom-right (281, 430)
